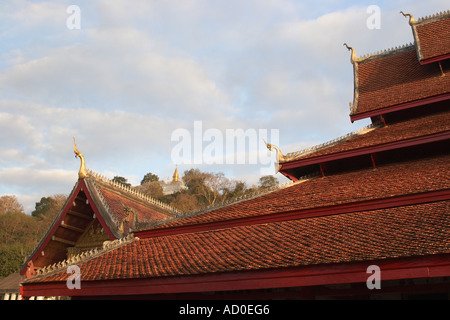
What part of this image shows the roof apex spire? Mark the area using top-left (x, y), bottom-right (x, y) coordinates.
top-left (73, 137), bottom-right (89, 179)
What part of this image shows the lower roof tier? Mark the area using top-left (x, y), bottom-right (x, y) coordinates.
top-left (24, 199), bottom-right (450, 283)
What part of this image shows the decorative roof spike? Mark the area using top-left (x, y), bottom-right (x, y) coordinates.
top-left (400, 11), bottom-right (416, 25)
top-left (73, 138), bottom-right (89, 179)
top-left (343, 43), bottom-right (357, 64)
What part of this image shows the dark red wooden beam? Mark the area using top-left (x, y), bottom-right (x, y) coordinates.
top-left (21, 254), bottom-right (450, 298)
top-left (279, 130), bottom-right (450, 171)
top-left (370, 154), bottom-right (377, 169)
top-left (419, 53), bottom-right (450, 65)
top-left (135, 189), bottom-right (450, 239)
top-left (350, 93), bottom-right (450, 122)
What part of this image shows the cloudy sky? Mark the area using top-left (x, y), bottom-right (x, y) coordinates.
top-left (1, 0), bottom-right (448, 213)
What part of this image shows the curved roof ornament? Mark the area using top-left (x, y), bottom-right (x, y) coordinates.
top-left (73, 137), bottom-right (89, 179)
top-left (343, 43), bottom-right (357, 64)
top-left (400, 11), bottom-right (416, 25)
top-left (263, 139), bottom-right (286, 163)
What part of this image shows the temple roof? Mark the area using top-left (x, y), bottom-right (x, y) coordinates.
top-left (24, 199), bottom-right (450, 283)
top-left (349, 44), bottom-right (449, 120)
top-left (22, 152), bottom-right (450, 284)
top-left (150, 153), bottom-right (450, 229)
top-left (405, 10), bottom-right (450, 63)
top-left (278, 107), bottom-right (450, 167)
top-left (20, 10), bottom-right (450, 297)
top-left (86, 172), bottom-right (180, 232)
top-left (20, 170), bottom-right (180, 275)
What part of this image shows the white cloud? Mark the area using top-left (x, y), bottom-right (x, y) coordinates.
top-left (2, 0), bottom-right (449, 214)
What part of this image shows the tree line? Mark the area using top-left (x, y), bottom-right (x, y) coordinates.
top-left (124, 169), bottom-right (279, 213)
top-left (0, 194), bottom-right (66, 278)
top-left (0, 169), bottom-right (279, 278)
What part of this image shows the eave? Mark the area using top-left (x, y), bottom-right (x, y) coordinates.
top-left (350, 93), bottom-right (450, 122)
top-left (279, 130), bottom-right (450, 172)
top-left (135, 189), bottom-right (450, 239)
top-left (20, 253), bottom-right (450, 298)
top-left (419, 53), bottom-right (450, 65)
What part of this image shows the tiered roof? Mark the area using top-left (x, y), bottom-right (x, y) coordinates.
top-left (25, 200), bottom-right (450, 283)
top-left (22, 153), bottom-right (450, 293)
top-left (278, 107), bottom-right (450, 178)
top-left (148, 153), bottom-right (450, 230)
top-left (405, 10), bottom-right (450, 63)
top-left (349, 45), bottom-right (449, 120)
top-left (339, 11), bottom-right (450, 122)
top-left (21, 9), bottom-right (450, 299)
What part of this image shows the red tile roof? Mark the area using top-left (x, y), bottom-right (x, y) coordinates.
top-left (413, 12), bottom-right (450, 62)
top-left (25, 200), bottom-right (450, 283)
top-left (84, 177), bottom-right (178, 235)
top-left (283, 109), bottom-right (450, 163)
top-left (97, 186), bottom-right (171, 223)
top-left (152, 153), bottom-right (450, 228)
top-left (351, 46), bottom-right (450, 117)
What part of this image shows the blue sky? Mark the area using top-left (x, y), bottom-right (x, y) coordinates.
top-left (1, 0), bottom-right (448, 213)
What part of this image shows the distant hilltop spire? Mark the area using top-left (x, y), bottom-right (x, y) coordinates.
top-left (173, 166), bottom-right (179, 182)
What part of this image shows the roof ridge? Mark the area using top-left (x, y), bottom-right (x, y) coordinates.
top-left (285, 123), bottom-right (378, 160)
top-left (87, 169), bottom-right (182, 215)
top-left (24, 234), bottom-right (138, 282)
top-left (358, 43), bottom-right (415, 61)
top-left (175, 172), bottom-right (320, 219)
top-left (416, 9), bottom-right (450, 23)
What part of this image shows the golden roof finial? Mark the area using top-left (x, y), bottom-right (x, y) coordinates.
top-left (73, 137), bottom-right (89, 179)
top-left (400, 11), bottom-right (416, 25)
top-left (173, 165), bottom-right (179, 182)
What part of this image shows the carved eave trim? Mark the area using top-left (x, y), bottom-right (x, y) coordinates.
top-left (22, 234), bottom-right (138, 283)
top-left (284, 123), bottom-right (377, 161)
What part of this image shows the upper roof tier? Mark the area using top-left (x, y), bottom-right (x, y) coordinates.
top-left (404, 10), bottom-right (450, 64)
top-left (347, 10), bottom-right (450, 121)
top-left (278, 107), bottom-right (449, 172)
top-left (348, 44), bottom-right (449, 121)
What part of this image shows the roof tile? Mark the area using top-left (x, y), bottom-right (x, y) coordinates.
top-left (353, 47), bottom-right (450, 115)
top-left (28, 200), bottom-right (450, 283)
